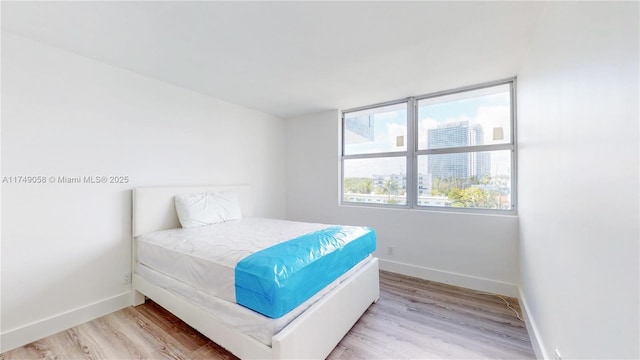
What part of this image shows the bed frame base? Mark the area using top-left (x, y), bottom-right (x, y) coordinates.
top-left (133, 257), bottom-right (379, 359)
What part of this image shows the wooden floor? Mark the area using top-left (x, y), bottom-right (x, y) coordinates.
top-left (1, 271), bottom-right (535, 359)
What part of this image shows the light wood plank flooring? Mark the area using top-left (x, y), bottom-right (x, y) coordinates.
top-left (1, 271), bottom-right (535, 359)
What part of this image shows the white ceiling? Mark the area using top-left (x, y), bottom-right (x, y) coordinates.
top-left (1, 1), bottom-right (546, 119)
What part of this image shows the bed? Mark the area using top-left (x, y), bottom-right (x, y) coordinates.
top-left (131, 185), bottom-right (380, 359)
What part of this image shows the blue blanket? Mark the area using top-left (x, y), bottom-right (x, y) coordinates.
top-left (234, 225), bottom-right (376, 318)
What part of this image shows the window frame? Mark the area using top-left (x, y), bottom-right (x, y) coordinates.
top-left (340, 78), bottom-right (517, 214)
top-left (341, 99), bottom-right (410, 208)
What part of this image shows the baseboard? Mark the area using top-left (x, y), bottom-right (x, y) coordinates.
top-left (378, 258), bottom-right (519, 297)
top-left (0, 291), bottom-right (131, 353)
top-left (518, 288), bottom-right (548, 360)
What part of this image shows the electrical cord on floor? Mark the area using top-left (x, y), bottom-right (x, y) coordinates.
top-left (476, 292), bottom-right (524, 322)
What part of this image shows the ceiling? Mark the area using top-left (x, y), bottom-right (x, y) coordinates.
top-left (1, 1), bottom-right (546, 119)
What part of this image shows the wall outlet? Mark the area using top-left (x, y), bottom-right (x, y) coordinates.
top-left (122, 272), bottom-right (132, 285)
top-left (554, 348), bottom-right (562, 360)
top-left (387, 246), bottom-right (394, 256)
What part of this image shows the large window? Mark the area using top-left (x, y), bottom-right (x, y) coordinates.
top-left (341, 79), bottom-right (516, 212)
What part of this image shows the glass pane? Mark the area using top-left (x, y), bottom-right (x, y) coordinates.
top-left (343, 157), bottom-right (407, 205)
top-left (418, 84), bottom-right (511, 150)
top-left (417, 150), bottom-right (512, 210)
top-left (344, 103), bottom-right (407, 155)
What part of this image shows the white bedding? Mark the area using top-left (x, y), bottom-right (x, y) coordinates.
top-left (136, 217), bottom-right (329, 303)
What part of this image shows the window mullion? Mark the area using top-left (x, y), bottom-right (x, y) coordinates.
top-left (342, 151), bottom-right (408, 160)
top-left (416, 143), bottom-right (514, 156)
top-left (406, 97), bottom-right (417, 208)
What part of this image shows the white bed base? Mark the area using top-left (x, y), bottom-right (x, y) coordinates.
top-left (132, 185), bottom-right (380, 359)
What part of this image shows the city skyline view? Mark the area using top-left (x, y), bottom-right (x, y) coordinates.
top-left (343, 83), bottom-right (513, 209)
top-left (344, 85), bottom-right (511, 178)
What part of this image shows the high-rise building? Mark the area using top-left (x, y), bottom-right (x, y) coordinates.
top-left (426, 121), bottom-right (490, 180)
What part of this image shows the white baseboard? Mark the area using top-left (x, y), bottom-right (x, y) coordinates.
top-left (0, 291), bottom-right (131, 353)
top-left (378, 258), bottom-right (519, 297)
top-left (518, 288), bottom-right (548, 360)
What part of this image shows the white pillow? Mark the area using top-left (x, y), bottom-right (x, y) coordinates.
top-left (175, 191), bottom-right (242, 228)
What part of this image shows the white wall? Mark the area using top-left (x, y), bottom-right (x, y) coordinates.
top-left (518, 2), bottom-right (639, 359)
top-left (286, 110), bottom-right (520, 296)
top-left (1, 32), bottom-right (286, 351)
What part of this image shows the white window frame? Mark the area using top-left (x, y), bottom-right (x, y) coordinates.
top-left (340, 78), bottom-right (517, 214)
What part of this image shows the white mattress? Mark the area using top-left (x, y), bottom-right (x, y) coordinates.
top-left (135, 217), bottom-right (329, 303)
top-left (136, 255), bottom-right (372, 346)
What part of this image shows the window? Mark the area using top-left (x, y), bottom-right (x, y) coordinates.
top-left (343, 102), bottom-right (408, 205)
top-left (341, 79), bottom-right (516, 212)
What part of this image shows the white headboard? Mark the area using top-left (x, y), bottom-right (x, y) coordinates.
top-left (132, 185), bottom-right (253, 237)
